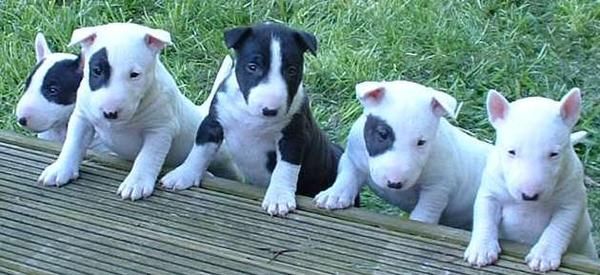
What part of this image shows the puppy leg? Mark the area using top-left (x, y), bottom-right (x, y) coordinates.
top-left (314, 152), bottom-right (366, 209)
top-left (464, 191), bottom-right (502, 267)
top-left (161, 116), bottom-right (223, 190)
top-left (525, 201), bottom-right (583, 272)
top-left (117, 130), bottom-right (173, 200)
top-left (409, 185), bottom-right (450, 224)
top-left (38, 112), bottom-right (94, 186)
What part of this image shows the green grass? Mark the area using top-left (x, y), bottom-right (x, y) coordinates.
top-left (0, 0), bottom-right (598, 252)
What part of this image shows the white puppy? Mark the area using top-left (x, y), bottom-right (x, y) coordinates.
top-left (37, 23), bottom-right (236, 200)
top-left (464, 89), bottom-right (598, 272)
top-left (16, 33), bottom-right (109, 153)
top-left (315, 80), bottom-right (492, 230)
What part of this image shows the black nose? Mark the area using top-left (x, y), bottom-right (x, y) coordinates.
top-left (103, 111), bottom-right (118, 120)
top-left (521, 193), bottom-right (539, 201)
top-left (387, 181), bottom-right (403, 189)
top-left (17, 117), bottom-right (27, 126)
top-left (262, 107), bottom-right (278, 117)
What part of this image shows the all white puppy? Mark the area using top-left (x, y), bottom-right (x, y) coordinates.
top-left (16, 33), bottom-right (108, 153)
top-left (37, 23), bottom-right (236, 200)
top-left (464, 89), bottom-right (598, 272)
top-left (315, 80), bottom-right (492, 230)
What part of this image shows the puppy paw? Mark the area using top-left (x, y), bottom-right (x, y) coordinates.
top-left (160, 165), bottom-right (202, 190)
top-left (314, 187), bottom-right (355, 210)
top-left (464, 239), bottom-right (501, 267)
top-left (117, 173), bottom-right (156, 201)
top-left (262, 187), bottom-right (296, 217)
top-left (525, 244), bottom-right (562, 272)
top-left (37, 160), bottom-right (79, 187)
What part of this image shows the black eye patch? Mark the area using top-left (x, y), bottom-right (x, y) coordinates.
top-left (88, 47), bottom-right (111, 91)
top-left (364, 114), bottom-right (395, 157)
top-left (39, 58), bottom-right (83, 105)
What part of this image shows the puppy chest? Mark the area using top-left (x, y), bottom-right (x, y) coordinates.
top-left (224, 128), bottom-right (278, 186)
top-left (95, 126), bottom-right (144, 161)
top-left (499, 203), bottom-right (552, 244)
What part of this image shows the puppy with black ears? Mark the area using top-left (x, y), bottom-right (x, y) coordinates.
top-left (161, 22), bottom-right (345, 216)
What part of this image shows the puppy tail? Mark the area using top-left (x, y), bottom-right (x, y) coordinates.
top-left (570, 130), bottom-right (588, 145)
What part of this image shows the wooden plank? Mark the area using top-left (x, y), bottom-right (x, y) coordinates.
top-left (0, 160), bottom-right (564, 273)
top-left (0, 257), bottom-right (56, 275)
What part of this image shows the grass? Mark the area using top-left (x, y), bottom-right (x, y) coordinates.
top-left (0, 0), bottom-right (598, 252)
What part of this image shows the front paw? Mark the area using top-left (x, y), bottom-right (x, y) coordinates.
top-left (38, 160), bottom-right (79, 187)
top-left (160, 164), bottom-right (203, 190)
top-left (464, 238), bottom-right (501, 267)
top-left (261, 187), bottom-right (296, 217)
top-left (117, 173), bottom-right (156, 200)
top-left (314, 186), bottom-right (355, 210)
top-left (525, 244), bottom-right (562, 272)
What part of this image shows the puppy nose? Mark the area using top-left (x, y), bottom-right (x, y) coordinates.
top-left (387, 181), bottom-right (403, 189)
top-left (17, 117), bottom-right (27, 126)
top-left (262, 107), bottom-right (278, 117)
top-left (103, 111), bottom-right (119, 120)
top-left (521, 193), bottom-right (539, 201)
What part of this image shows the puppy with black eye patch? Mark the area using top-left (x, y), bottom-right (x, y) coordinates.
top-left (15, 33), bottom-right (108, 152)
top-left (315, 80), bottom-right (493, 230)
top-left (161, 22), bottom-right (345, 216)
top-left (37, 23), bottom-right (239, 200)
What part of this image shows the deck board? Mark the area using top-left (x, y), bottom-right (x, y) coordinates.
top-left (0, 131), bottom-right (598, 274)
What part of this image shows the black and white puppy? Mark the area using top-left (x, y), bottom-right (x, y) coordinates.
top-left (161, 22), bottom-right (344, 216)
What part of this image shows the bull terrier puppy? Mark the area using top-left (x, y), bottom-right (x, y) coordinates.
top-left (160, 22), bottom-right (343, 216)
top-left (37, 23), bottom-right (237, 200)
top-left (464, 89), bottom-right (598, 272)
top-left (15, 33), bottom-right (109, 153)
top-left (314, 80), bottom-right (493, 230)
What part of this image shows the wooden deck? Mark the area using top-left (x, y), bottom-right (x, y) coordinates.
top-left (0, 131), bottom-right (598, 275)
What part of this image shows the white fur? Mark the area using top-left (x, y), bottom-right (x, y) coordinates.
top-left (16, 33), bottom-right (109, 153)
top-left (465, 89), bottom-right (597, 272)
top-left (315, 80), bottom-right (492, 230)
top-left (162, 39), bottom-right (306, 216)
top-left (38, 23), bottom-right (235, 200)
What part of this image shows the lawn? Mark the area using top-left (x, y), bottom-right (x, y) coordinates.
top-left (0, 0), bottom-right (598, 252)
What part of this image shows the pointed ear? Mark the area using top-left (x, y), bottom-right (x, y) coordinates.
top-left (68, 26), bottom-right (97, 48)
top-left (486, 89), bottom-right (510, 128)
top-left (145, 28), bottom-right (172, 53)
top-left (295, 31), bottom-right (317, 56)
top-left (431, 91), bottom-right (457, 119)
top-left (559, 88), bottom-right (581, 128)
top-left (224, 27), bottom-right (252, 49)
top-left (35, 33), bottom-right (51, 62)
top-left (356, 81), bottom-right (385, 108)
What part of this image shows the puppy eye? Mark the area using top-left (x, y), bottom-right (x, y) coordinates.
top-left (508, 150), bottom-right (516, 157)
top-left (417, 139), bottom-right (427, 146)
top-left (287, 66), bottom-right (298, 76)
top-left (246, 63), bottom-right (258, 73)
top-left (130, 72), bottom-right (140, 79)
top-left (549, 152), bottom-right (559, 158)
top-left (48, 86), bottom-right (59, 95)
top-left (376, 127), bottom-right (389, 141)
top-left (92, 66), bottom-right (103, 76)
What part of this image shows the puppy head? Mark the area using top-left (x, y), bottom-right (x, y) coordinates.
top-left (16, 33), bottom-right (82, 132)
top-left (486, 88), bottom-right (581, 202)
top-left (69, 23), bottom-right (172, 122)
top-left (224, 22), bottom-right (317, 118)
top-left (357, 80), bottom-right (457, 191)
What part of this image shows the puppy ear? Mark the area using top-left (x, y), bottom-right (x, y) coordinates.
top-left (559, 88), bottom-right (581, 128)
top-left (224, 27), bottom-right (252, 49)
top-left (295, 31), bottom-right (317, 56)
top-left (486, 89), bottom-right (510, 128)
top-left (35, 33), bottom-right (51, 63)
top-left (68, 26), bottom-right (97, 48)
top-left (145, 28), bottom-right (172, 53)
top-left (431, 91), bottom-right (457, 119)
top-left (356, 81), bottom-right (385, 108)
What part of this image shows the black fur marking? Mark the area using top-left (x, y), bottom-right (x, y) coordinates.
top-left (364, 115), bottom-right (395, 157)
top-left (195, 115), bottom-right (224, 145)
top-left (40, 56), bottom-right (83, 105)
top-left (225, 23), bottom-right (316, 109)
top-left (266, 150), bottom-right (276, 172)
top-left (24, 59), bottom-right (45, 91)
top-left (88, 48), bottom-right (111, 91)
